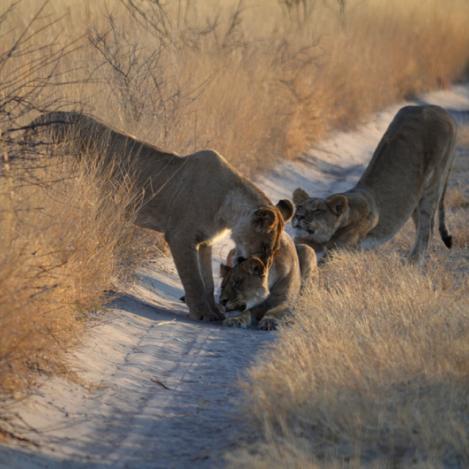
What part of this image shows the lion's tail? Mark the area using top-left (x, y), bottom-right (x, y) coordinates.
top-left (438, 179), bottom-right (453, 249)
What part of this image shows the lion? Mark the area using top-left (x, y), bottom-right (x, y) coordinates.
top-left (292, 105), bottom-right (457, 264)
top-left (25, 111), bottom-right (294, 321)
top-left (219, 233), bottom-right (317, 330)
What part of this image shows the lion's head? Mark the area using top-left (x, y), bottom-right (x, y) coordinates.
top-left (292, 188), bottom-right (349, 244)
top-left (219, 257), bottom-right (269, 312)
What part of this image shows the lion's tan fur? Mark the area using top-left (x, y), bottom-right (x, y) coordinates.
top-left (27, 111), bottom-right (293, 320)
top-left (292, 105), bottom-right (457, 264)
top-left (220, 233), bottom-right (317, 330)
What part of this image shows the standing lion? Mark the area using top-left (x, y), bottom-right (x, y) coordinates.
top-left (25, 111), bottom-right (293, 320)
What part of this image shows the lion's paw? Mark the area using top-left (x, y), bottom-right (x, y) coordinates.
top-left (258, 317), bottom-right (278, 331)
top-left (202, 308), bottom-right (225, 322)
top-left (223, 313), bottom-right (251, 328)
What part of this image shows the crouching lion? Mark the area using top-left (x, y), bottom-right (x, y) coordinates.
top-left (292, 105), bottom-right (457, 264)
top-left (219, 232), bottom-right (317, 330)
top-left (25, 111), bottom-right (293, 321)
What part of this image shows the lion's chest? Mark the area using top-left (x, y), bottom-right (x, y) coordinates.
top-left (205, 228), bottom-right (231, 247)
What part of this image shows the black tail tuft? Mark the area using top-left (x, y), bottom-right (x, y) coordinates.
top-left (438, 178), bottom-right (453, 250)
top-left (442, 234), bottom-right (453, 249)
top-left (439, 223), bottom-right (453, 249)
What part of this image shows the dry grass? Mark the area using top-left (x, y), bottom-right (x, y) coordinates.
top-left (0, 153), bottom-right (140, 395)
top-left (4, 0), bottom-right (469, 174)
top-left (230, 251), bottom-right (468, 467)
top-left (446, 187), bottom-right (469, 210)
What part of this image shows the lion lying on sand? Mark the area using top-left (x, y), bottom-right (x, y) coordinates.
top-left (219, 233), bottom-right (317, 330)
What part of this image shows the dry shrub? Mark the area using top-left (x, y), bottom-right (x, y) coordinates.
top-left (4, 0), bottom-right (469, 174)
top-left (80, 0), bottom-right (469, 173)
top-left (232, 252), bottom-right (468, 467)
top-left (0, 153), bottom-right (139, 395)
top-left (0, 3), bottom-right (150, 398)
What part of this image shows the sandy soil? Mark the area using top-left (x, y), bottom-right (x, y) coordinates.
top-left (1, 85), bottom-right (468, 468)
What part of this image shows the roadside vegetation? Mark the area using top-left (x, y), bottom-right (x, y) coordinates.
top-left (1, 0), bottom-right (469, 440)
top-left (0, 154), bottom-right (139, 395)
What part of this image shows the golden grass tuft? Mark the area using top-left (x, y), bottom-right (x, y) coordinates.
top-left (0, 153), bottom-right (140, 395)
top-left (231, 251), bottom-right (468, 466)
top-left (446, 186), bottom-right (469, 210)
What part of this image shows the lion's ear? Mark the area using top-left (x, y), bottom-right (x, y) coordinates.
top-left (326, 194), bottom-right (348, 216)
top-left (276, 199), bottom-right (294, 223)
top-left (220, 264), bottom-right (231, 278)
top-left (246, 257), bottom-right (266, 277)
top-left (292, 188), bottom-right (310, 205)
top-left (252, 207), bottom-right (276, 232)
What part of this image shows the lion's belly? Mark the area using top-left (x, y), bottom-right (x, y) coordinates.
top-left (365, 205), bottom-right (414, 244)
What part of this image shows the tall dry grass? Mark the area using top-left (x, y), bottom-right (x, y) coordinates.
top-left (0, 153), bottom-right (140, 395)
top-left (0, 3), bottom-right (138, 399)
top-left (231, 252), bottom-right (468, 467)
top-left (4, 0), bottom-right (469, 173)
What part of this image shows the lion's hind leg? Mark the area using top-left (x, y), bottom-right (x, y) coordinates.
top-left (409, 190), bottom-right (440, 264)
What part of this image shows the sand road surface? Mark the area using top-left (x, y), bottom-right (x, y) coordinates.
top-left (1, 85), bottom-right (469, 468)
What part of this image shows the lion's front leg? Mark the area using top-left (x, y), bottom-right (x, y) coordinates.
top-left (257, 316), bottom-right (278, 331)
top-left (323, 229), bottom-right (363, 260)
top-left (168, 235), bottom-right (223, 321)
top-left (198, 243), bottom-right (224, 318)
top-left (256, 304), bottom-right (292, 331)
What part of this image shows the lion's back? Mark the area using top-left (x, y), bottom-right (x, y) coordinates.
top-left (361, 105), bottom-right (456, 241)
top-left (362, 105), bottom-right (455, 187)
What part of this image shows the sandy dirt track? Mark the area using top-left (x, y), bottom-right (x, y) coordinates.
top-left (1, 85), bottom-right (468, 468)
